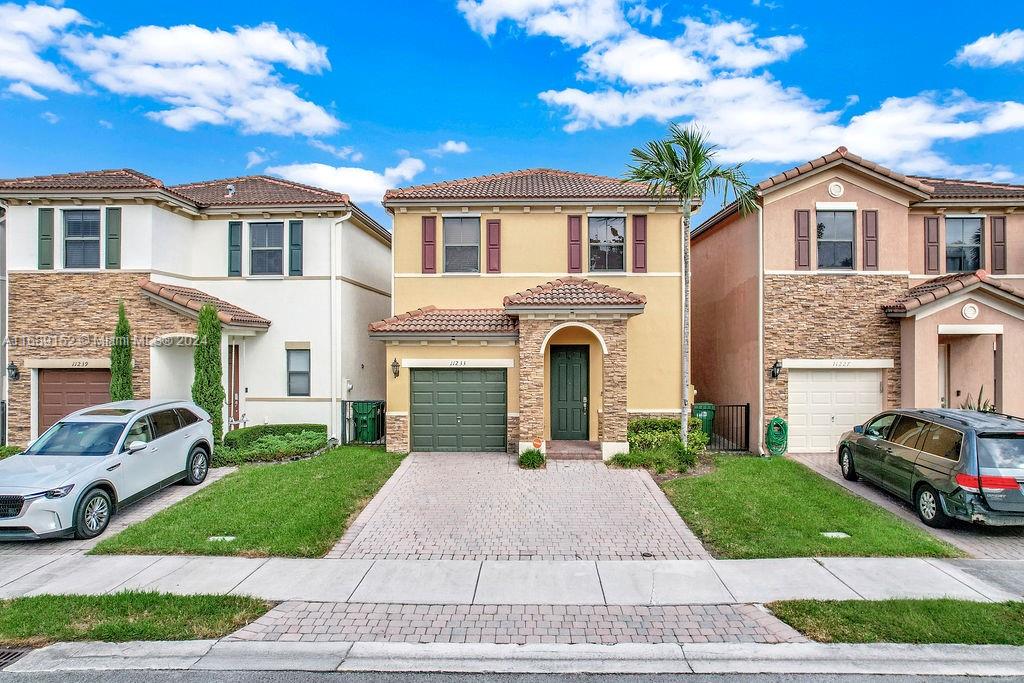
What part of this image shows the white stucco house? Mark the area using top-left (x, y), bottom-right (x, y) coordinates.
top-left (0, 170), bottom-right (391, 444)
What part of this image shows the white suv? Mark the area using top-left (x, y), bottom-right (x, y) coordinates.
top-left (0, 400), bottom-right (214, 540)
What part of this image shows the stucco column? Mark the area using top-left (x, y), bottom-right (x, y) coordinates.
top-left (517, 317), bottom-right (545, 453)
top-left (600, 317), bottom-right (629, 457)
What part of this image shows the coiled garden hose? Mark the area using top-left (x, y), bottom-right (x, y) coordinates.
top-left (765, 417), bottom-right (788, 456)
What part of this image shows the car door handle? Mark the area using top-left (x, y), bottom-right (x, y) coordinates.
top-left (106, 463), bottom-right (121, 472)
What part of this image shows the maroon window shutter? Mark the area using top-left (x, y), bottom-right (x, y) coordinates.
top-left (486, 219), bottom-right (501, 273)
top-left (924, 216), bottom-right (940, 274)
top-left (794, 210), bottom-right (811, 270)
top-left (421, 216), bottom-right (436, 274)
top-left (862, 210), bottom-right (879, 271)
top-left (567, 215), bottom-right (582, 273)
top-left (632, 215), bottom-right (647, 273)
top-left (991, 216), bottom-right (1007, 275)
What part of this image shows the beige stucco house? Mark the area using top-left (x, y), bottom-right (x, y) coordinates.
top-left (373, 169), bottom-right (690, 458)
top-left (692, 147), bottom-right (1024, 455)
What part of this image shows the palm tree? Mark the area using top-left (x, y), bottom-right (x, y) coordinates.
top-left (624, 124), bottom-right (757, 441)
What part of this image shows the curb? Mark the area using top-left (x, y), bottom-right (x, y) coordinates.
top-left (8, 640), bottom-right (1024, 675)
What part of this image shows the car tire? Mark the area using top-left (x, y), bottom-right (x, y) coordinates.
top-left (915, 484), bottom-right (953, 528)
top-left (839, 447), bottom-right (858, 481)
top-left (185, 446), bottom-right (210, 486)
top-left (74, 488), bottom-right (113, 540)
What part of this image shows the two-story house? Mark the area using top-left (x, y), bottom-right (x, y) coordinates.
top-left (692, 147), bottom-right (1024, 454)
top-left (372, 169), bottom-right (687, 458)
top-left (0, 170), bottom-right (391, 445)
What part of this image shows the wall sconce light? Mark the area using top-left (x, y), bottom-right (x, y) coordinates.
top-left (770, 360), bottom-right (782, 379)
top-left (391, 358), bottom-right (400, 379)
top-left (6, 362), bottom-right (19, 381)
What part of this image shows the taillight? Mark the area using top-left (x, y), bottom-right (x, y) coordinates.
top-left (956, 472), bottom-right (1021, 492)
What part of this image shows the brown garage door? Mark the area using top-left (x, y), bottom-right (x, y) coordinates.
top-left (38, 368), bottom-right (111, 433)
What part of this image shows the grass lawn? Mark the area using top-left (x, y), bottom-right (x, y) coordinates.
top-left (92, 446), bottom-right (403, 558)
top-left (770, 599), bottom-right (1024, 644)
top-left (0, 592), bottom-right (269, 647)
top-left (662, 455), bottom-right (961, 559)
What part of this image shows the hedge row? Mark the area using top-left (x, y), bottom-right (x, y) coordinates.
top-left (222, 424), bottom-right (328, 450)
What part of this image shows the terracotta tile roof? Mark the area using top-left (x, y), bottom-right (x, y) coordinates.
top-left (139, 279), bottom-right (271, 329)
top-left (0, 169), bottom-right (164, 191)
top-left (503, 277), bottom-right (646, 308)
top-left (170, 175), bottom-right (350, 207)
top-left (883, 270), bottom-right (1024, 315)
top-left (906, 176), bottom-right (1024, 200)
top-left (383, 168), bottom-right (675, 202)
top-left (757, 147), bottom-right (932, 195)
top-left (368, 307), bottom-right (518, 336)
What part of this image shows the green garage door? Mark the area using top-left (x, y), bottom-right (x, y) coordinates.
top-left (410, 368), bottom-right (507, 452)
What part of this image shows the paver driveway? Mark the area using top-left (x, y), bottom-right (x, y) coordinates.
top-left (328, 453), bottom-right (708, 561)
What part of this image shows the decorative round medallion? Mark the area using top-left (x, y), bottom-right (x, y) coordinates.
top-left (827, 181), bottom-right (845, 198)
top-left (962, 303), bottom-right (980, 320)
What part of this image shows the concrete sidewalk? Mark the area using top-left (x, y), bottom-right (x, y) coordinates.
top-left (8, 639), bottom-right (1024, 676)
top-left (1, 554), bottom-right (1019, 604)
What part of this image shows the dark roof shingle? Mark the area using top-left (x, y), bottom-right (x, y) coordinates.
top-left (139, 279), bottom-right (271, 329)
top-left (883, 270), bottom-right (1024, 315)
top-left (503, 277), bottom-right (646, 308)
top-left (368, 307), bottom-right (518, 335)
top-left (383, 168), bottom-right (674, 202)
top-left (170, 175), bottom-right (350, 207)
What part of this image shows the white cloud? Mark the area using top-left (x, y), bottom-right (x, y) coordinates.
top-left (679, 18), bottom-right (804, 72)
top-left (62, 22), bottom-right (342, 136)
top-left (428, 139), bottom-right (472, 155)
top-left (625, 2), bottom-right (661, 26)
top-left (309, 139), bottom-right (362, 161)
top-left (98, 118), bottom-right (112, 128)
top-left (246, 147), bottom-right (272, 168)
top-left (583, 32), bottom-right (708, 85)
top-left (266, 157), bottom-right (427, 203)
top-left (8, 81), bottom-right (46, 99)
top-left (41, 110), bottom-right (59, 124)
top-left (457, 0), bottom-right (627, 47)
top-left (0, 2), bottom-right (83, 95)
top-left (955, 29), bottom-right (1024, 67)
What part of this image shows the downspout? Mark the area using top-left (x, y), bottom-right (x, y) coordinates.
top-left (331, 211), bottom-right (353, 441)
top-left (757, 202), bottom-right (766, 456)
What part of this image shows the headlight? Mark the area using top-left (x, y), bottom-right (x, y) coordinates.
top-left (43, 485), bottom-right (75, 499)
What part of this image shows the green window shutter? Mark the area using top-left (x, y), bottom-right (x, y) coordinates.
top-left (105, 207), bottom-right (122, 269)
top-left (289, 220), bottom-right (303, 276)
top-left (38, 208), bottom-right (54, 270)
top-left (228, 221), bottom-right (242, 276)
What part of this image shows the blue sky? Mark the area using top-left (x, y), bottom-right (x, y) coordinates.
top-left (3, 0), bottom-right (1024, 224)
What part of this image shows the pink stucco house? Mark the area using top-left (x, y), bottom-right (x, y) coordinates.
top-left (691, 147), bottom-right (1024, 454)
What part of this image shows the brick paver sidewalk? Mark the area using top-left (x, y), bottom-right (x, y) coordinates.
top-left (328, 453), bottom-right (708, 561)
top-left (227, 601), bottom-right (805, 645)
top-left (793, 453), bottom-right (1024, 560)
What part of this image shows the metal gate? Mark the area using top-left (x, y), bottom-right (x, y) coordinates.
top-left (708, 403), bottom-right (750, 452)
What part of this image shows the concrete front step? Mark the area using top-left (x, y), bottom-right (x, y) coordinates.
top-left (546, 440), bottom-right (602, 460)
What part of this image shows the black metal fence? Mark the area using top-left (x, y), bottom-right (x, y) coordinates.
top-left (0, 401), bottom-right (5, 446)
top-left (339, 400), bottom-right (386, 446)
top-left (707, 403), bottom-right (750, 452)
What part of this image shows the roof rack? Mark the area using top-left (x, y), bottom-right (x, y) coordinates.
top-left (917, 409), bottom-right (973, 428)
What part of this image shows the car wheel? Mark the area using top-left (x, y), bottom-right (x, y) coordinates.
top-left (185, 447), bottom-right (209, 486)
top-left (840, 447), bottom-right (858, 481)
top-left (74, 488), bottom-right (112, 540)
top-left (915, 484), bottom-right (953, 528)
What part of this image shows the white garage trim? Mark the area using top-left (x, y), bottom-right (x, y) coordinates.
top-left (937, 324), bottom-right (1003, 335)
top-left (25, 358), bottom-right (111, 369)
top-left (401, 358), bottom-right (514, 368)
top-left (782, 358), bottom-right (894, 369)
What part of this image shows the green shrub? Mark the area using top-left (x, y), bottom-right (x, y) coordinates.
top-left (617, 416), bottom-right (709, 474)
top-left (0, 446), bottom-right (23, 460)
top-left (109, 301), bottom-right (134, 402)
top-left (223, 424), bottom-right (328, 450)
top-left (627, 416), bottom-right (704, 451)
top-left (213, 430), bottom-right (328, 467)
top-left (518, 449), bottom-right (545, 469)
top-left (192, 305), bottom-right (225, 444)
top-left (609, 449), bottom-right (677, 474)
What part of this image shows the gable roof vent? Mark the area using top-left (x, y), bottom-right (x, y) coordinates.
top-left (224, 183), bottom-right (236, 198)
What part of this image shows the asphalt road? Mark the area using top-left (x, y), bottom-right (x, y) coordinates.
top-left (0, 672), bottom-right (1010, 682)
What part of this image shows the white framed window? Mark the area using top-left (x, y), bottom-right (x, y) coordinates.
top-left (249, 222), bottom-right (284, 276)
top-left (588, 216), bottom-right (625, 271)
top-left (443, 217), bottom-right (480, 273)
top-left (63, 209), bottom-right (101, 269)
top-left (815, 210), bottom-right (854, 269)
top-left (945, 217), bottom-right (983, 273)
top-left (287, 349), bottom-right (310, 397)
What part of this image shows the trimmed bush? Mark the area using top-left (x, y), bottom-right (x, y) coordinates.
top-left (223, 424), bottom-right (328, 450)
top-left (192, 305), bottom-right (225, 444)
top-left (0, 446), bottom-right (23, 460)
top-left (213, 430), bottom-right (328, 467)
top-left (109, 301), bottom-right (134, 401)
top-left (518, 449), bottom-right (545, 469)
top-left (609, 449), bottom-right (677, 474)
top-left (618, 416), bottom-right (709, 474)
top-left (627, 416), bottom-right (704, 452)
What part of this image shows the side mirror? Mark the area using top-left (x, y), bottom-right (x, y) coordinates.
top-left (127, 440), bottom-right (148, 453)
top-left (853, 425), bottom-right (864, 435)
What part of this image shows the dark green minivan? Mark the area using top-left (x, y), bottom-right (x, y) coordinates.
top-left (837, 409), bottom-right (1024, 528)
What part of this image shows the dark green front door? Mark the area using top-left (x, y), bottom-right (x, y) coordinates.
top-left (551, 345), bottom-right (589, 440)
top-left (410, 368), bottom-right (507, 452)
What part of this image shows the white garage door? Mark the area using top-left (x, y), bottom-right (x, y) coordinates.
top-left (787, 368), bottom-right (883, 453)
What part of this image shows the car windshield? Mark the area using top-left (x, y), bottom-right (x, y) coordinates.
top-left (24, 422), bottom-right (125, 456)
top-left (978, 434), bottom-right (1024, 469)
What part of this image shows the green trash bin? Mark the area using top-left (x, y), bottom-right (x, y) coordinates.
top-left (352, 401), bottom-right (379, 443)
top-left (693, 402), bottom-right (715, 436)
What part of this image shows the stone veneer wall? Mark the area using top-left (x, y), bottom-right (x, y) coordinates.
top-left (7, 272), bottom-right (195, 444)
top-left (506, 414), bottom-right (520, 454)
top-left (385, 413), bottom-right (409, 453)
top-left (762, 274), bottom-right (908, 422)
top-left (517, 317), bottom-right (629, 445)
